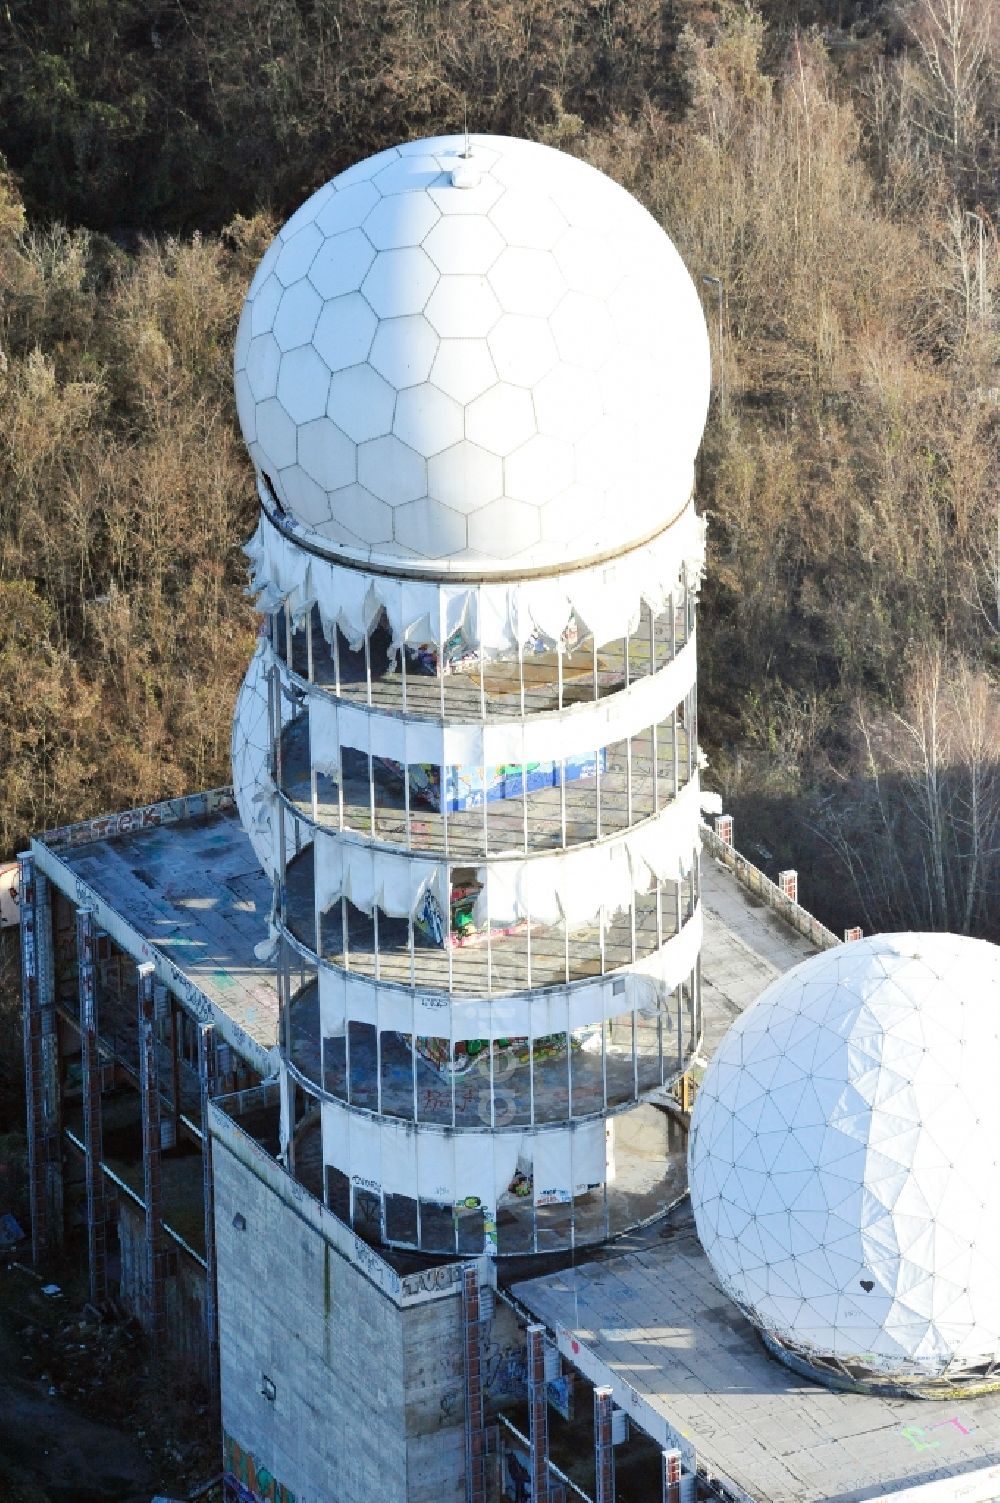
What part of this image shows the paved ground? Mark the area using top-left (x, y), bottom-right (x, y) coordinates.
top-left (699, 851), bottom-right (814, 1060)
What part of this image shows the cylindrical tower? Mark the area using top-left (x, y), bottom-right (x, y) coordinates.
top-left (231, 135), bottom-right (711, 1257)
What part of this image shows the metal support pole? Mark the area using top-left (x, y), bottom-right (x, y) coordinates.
top-left (662, 1447), bottom-right (682, 1503)
top-left (527, 1324), bottom-right (551, 1503)
top-left (594, 1385), bottom-right (615, 1503)
top-left (77, 908), bottom-right (107, 1305)
top-left (462, 1266), bottom-right (487, 1503)
top-left (138, 963), bottom-right (167, 1351)
top-left (199, 1024), bottom-right (221, 1410)
top-left (19, 853), bottom-right (47, 1266)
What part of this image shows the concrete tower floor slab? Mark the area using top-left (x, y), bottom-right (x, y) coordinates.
top-left (512, 1207), bottom-right (1000, 1503)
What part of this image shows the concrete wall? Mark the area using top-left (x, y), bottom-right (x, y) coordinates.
top-left (211, 1103), bottom-right (470, 1503)
top-left (117, 1197), bottom-right (209, 1376)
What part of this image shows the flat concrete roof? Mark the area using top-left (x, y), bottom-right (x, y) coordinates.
top-left (513, 1207), bottom-right (1000, 1503)
top-left (34, 797), bottom-right (279, 1070)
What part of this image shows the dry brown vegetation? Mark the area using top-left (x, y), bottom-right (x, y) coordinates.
top-left (0, 0), bottom-right (999, 935)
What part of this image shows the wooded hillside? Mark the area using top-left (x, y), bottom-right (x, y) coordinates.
top-left (1, 0), bottom-right (998, 936)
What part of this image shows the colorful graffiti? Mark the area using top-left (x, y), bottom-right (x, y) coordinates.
top-left (223, 1433), bottom-right (297, 1503)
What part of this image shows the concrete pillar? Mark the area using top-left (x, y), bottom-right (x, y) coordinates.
top-left (20, 855), bottom-right (63, 1264)
top-left (462, 1265), bottom-right (487, 1503)
top-left (76, 908), bottom-right (108, 1305)
top-left (138, 963), bottom-right (166, 1350)
top-left (594, 1385), bottom-right (615, 1503)
top-left (527, 1324), bottom-right (551, 1503)
top-left (199, 1023), bottom-right (220, 1409)
top-left (662, 1447), bottom-right (682, 1503)
top-left (169, 995), bottom-right (182, 1146)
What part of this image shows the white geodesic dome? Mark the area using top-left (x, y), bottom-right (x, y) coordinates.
top-left (233, 134), bottom-right (710, 573)
top-left (689, 933), bottom-right (1000, 1391)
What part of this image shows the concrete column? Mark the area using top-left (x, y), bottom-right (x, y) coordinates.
top-left (20, 856), bottom-right (63, 1264)
top-left (19, 852), bottom-right (47, 1266)
top-left (199, 1023), bottom-right (220, 1409)
top-left (527, 1324), bottom-right (551, 1503)
top-left (594, 1385), bottom-right (615, 1503)
top-left (462, 1266), bottom-right (487, 1503)
top-left (169, 996), bottom-right (182, 1146)
top-left (76, 908), bottom-right (107, 1305)
top-left (138, 963), bottom-right (166, 1350)
top-left (662, 1447), bottom-right (682, 1503)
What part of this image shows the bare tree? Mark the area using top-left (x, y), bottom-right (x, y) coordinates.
top-left (817, 647), bottom-right (1000, 936)
top-left (905, 0), bottom-right (995, 179)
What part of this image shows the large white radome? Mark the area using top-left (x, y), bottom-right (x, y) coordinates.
top-left (689, 933), bottom-right (1000, 1393)
top-left (233, 134), bottom-right (710, 573)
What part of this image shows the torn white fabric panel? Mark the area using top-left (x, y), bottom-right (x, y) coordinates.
top-left (321, 1099), bottom-right (348, 1173)
top-left (476, 775), bottom-right (701, 929)
top-left (379, 1118), bottom-right (418, 1199)
top-left (572, 1118), bottom-right (608, 1193)
top-left (314, 827), bottom-right (448, 921)
top-left (347, 1110), bottom-right (382, 1189)
top-left (308, 693), bottom-right (340, 776)
top-left (492, 1133), bottom-right (523, 1206)
top-left (533, 1132), bottom-right (573, 1205)
top-left (417, 1134), bottom-right (455, 1203)
top-left (246, 501), bottom-right (706, 661)
top-left (319, 964), bottom-right (347, 1036)
top-left (454, 1132), bottom-right (497, 1212)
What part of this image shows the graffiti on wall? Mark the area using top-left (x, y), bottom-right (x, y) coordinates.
top-left (223, 1433), bottom-right (298, 1503)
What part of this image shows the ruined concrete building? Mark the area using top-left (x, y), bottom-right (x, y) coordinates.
top-left (19, 136), bottom-right (1000, 1503)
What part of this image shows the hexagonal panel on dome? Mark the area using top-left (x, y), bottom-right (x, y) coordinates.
top-left (315, 181), bottom-right (381, 237)
top-left (234, 131), bottom-right (711, 572)
top-left (393, 495), bottom-right (467, 556)
top-left (312, 292), bottom-right (378, 375)
top-left (369, 315), bottom-right (438, 388)
top-left (361, 246), bottom-right (438, 319)
top-left (424, 275), bottom-right (501, 339)
top-left (429, 339), bottom-right (497, 405)
top-left (488, 246), bottom-right (566, 318)
top-left (427, 440), bottom-right (503, 516)
top-left (357, 435), bottom-right (426, 508)
top-left (298, 417), bottom-right (356, 492)
top-left (308, 228), bottom-right (377, 302)
top-left (363, 193), bottom-right (441, 252)
top-left (423, 215), bottom-right (504, 275)
top-left (273, 281), bottom-right (323, 353)
top-left (275, 223), bottom-right (324, 288)
top-left (276, 345), bottom-right (330, 425)
top-left (330, 483), bottom-right (394, 545)
top-left (327, 365), bottom-right (394, 445)
top-left (393, 383), bottom-right (464, 456)
top-left (466, 384), bottom-right (536, 457)
top-left (248, 275), bottom-right (283, 338)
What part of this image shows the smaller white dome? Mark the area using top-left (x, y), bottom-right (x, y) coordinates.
top-left (234, 134), bottom-right (710, 575)
top-left (689, 933), bottom-right (1000, 1393)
